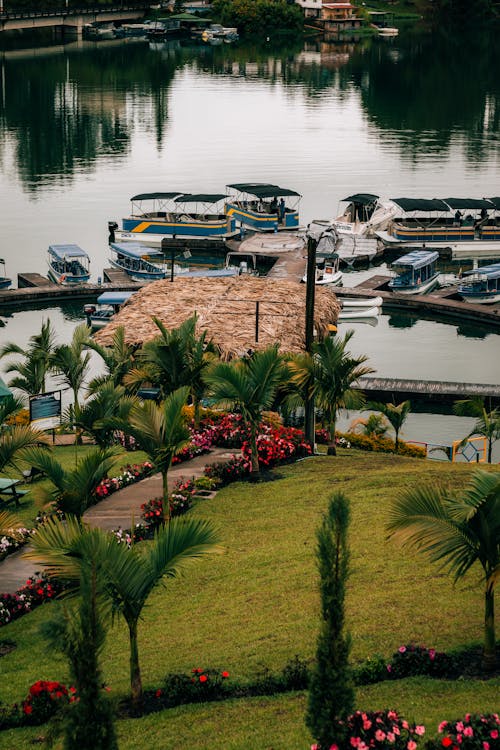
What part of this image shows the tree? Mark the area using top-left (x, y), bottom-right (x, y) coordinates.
top-left (454, 396), bottom-right (500, 464)
top-left (306, 491), bottom-right (355, 749)
top-left (366, 400), bottom-right (411, 453)
top-left (0, 319), bottom-right (56, 398)
top-left (387, 469), bottom-right (500, 671)
top-left (204, 345), bottom-right (289, 474)
top-left (70, 383), bottom-right (137, 447)
top-left (22, 445), bottom-right (119, 518)
top-left (26, 514), bottom-right (220, 710)
top-left (349, 413), bottom-right (389, 438)
top-left (50, 323), bottom-right (92, 415)
top-left (289, 332), bottom-right (374, 455)
top-left (85, 326), bottom-right (137, 395)
top-left (111, 386), bottom-right (191, 520)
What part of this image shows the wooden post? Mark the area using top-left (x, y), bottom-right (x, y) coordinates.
top-left (255, 300), bottom-right (259, 342)
top-left (304, 233), bottom-right (317, 449)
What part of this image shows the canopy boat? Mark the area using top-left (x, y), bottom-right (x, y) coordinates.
top-left (457, 263), bottom-right (500, 304)
top-left (113, 192), bottom-right (237, 242)
top-left (84, 291), bottom-right (136, 330)
top-left (332, 193), bottom-right (398, 238)
top-left (47, 245), bottom-right (91, 285)
top-left (0, 259), bottom-right (11, 290)
top-left (109, 243), bottom-right (168, 282)
top-left (388, 249), bottom-right (440, 294)
top-left (302, 253), bottom-right (342, 286)
top-left (226, 183), bottom-right (301, 232)
top-left (389, 197), bottom-right (500, 242)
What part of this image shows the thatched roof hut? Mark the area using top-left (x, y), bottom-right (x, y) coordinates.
top-left (94, 276), bottom-right (340, 358)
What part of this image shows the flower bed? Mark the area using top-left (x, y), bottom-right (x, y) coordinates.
top-left (94, 461), bottom-right (154, 500)
top-left (428, 714), bottom-right (500, 750)
top-left (0, 573), bottom-right (64, 628)
top-left (322, 709), bottom-right (426, 750)
top-left (0, 527), bottom-right (32, 563)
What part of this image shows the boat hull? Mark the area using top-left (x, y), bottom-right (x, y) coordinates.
top-left (388, 273), bottom-right (440, 294)
top-left (391, 223), bottom-right (500, 242)
top-left (338, 306), bottom-right (379, 319)
top-left (47, 267), bottom-right (90, 285)
top-left (341, 296), bottom-right (383, 308)
top-left (457, 289), bottom-right (500, 304)
top-left (0, 277), bottom-right (11, 289)
top-left (122, 216), bottom-right (236, 238)
top-left (108, 258), bottom-right (166, 282)
top-left (226, 203), bottom-right (299, 232)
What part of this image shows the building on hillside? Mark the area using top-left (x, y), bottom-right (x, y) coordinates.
top-left (321, 2), bottom-right (362, 31)
top-left (295, 0), bottom-right (322, 19)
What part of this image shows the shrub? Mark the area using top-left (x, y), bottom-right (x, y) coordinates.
top-left (193, 476), bottom-right (219, 491)
top-left (163, 668), bottom-right (231, 706)
top-left (337, 431), bottom-right (426, 458)
top-left (387, 644), bottom-right (458, 680)
top-left (428, 713), bottom-right (500, 749)
top-left (204, 455), bottom-right (252, 485)
top-left (353, 655), bottom-right (388, 685)
top-left (330, 709), bottom-right (426, 750)
top-left (21, 680), bottom-right (71, 725)
top-left (0, 573), bottom-right (65, 629)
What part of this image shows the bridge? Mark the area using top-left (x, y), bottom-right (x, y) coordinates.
top-left (0, 4), bottom-right (150, 37)
top-left (357, 377), bottom-right (500, 408)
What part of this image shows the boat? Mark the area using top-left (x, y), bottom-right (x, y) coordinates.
top-left (201, 24), bottom-right (238, 42)
top-left (332, 193), bottom-right (398, 238)
top-left (109, 242), bottom-right (168, 282)
top-left (457, 263), bottom-right (500, 304)
top-left (225, 252), bottom-right (258, 275)
top-left (338, 306), bottom-right (380, 320)
top-left (388, 197), bottom-right (500, 243)
top-left (226, 183), bottom-right (301, 232)
top-left (0, 259), bottom-right (12, 290)
top-left (388, 249), bottom-right (440, 294)
top-left (47, 244), bottom-right (91, 285)
top-left (341, 296), bottom-right (383, 308)
top-left (83, 22), bottom-right (116, 40)
top-left (111, 192), bottom-right (237, 242)
top-left (84, 291), bottom-right (136, 330)
top-left (302, 253), bottom-right (342, 286)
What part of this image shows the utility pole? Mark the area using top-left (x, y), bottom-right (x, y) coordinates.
top-left (304, 230), bottom-right (317, 449)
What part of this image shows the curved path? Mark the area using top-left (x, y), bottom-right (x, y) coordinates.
top-left (0, 447), bottom-right (236, 594)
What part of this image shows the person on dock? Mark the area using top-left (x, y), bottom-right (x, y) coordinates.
top-left (279, 197), bottom-right (286, 223)
top-left (454, 209), bottom-right (462, 227)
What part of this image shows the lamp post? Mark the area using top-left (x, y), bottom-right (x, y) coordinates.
top-left (304, 229), bottom-right (318, 449)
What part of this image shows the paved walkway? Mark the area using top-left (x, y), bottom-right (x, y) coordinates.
top-left (0, 447), bottom-right (236, 594)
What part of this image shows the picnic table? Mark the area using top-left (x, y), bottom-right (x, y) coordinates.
top-left (0, 477), bottom-right (26, 507)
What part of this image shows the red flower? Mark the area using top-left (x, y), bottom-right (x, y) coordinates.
top-left (23, 704), bottom-right (33, 715)
top-left (155, 689), bottom-right (162, 698)
top-left (442, 739), bottom-right (453, 747)
top-left (221, 671), bottom-right (229, 678)
top-left (199, 675), bottom-right (208, 683)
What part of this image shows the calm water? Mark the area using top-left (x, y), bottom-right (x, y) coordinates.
top-left (0, 27), bottom-right (499, 454)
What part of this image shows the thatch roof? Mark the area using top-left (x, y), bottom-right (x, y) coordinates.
top-left (94, 276), bottom-right (340, 358)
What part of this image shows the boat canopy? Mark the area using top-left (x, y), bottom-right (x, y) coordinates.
top-left (444, 198), bottom-right (495, 210)
top-left (227, 183), bottom-right (301, 198)
top-left (110, 242), bottom-right (163, 259)
top-left (341, 193), bottom-right (379, 205)
top-left (390, 198), bottom-right (450, 212)
top-left (174, 193), bottom-right (227, 203)
top-left (131, 192), bottom-right (184, 201)
top-left (48, 244), bottom-right (90, 260)
top-left (462, 262), bottom-right (500, 280)
top-left (96, 291), bottom-right (136, 305)
top-left (488, 197), bottom-right (500, 209)
top-left (391, 250), bottom-right (439, 269)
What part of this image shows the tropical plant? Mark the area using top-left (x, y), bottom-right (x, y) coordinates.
top-left (26, 514), bottom-right (220, 710)
top-left (0, 320), bottom-right (56, 398)
top-left (349, 413), bottom-right (389, 438)
top-left (70, 383), bottom-right (138, 447)
top-left (84, 326), bottom-right (137, 394)
top-left (289, 332), bottom-right (374, 455)
top-left (21, 445), bottom-right (119, 518)
top-left (111, 386), bottom-right (191, 520)
top-left (50, 323), bottom-right (92, 415)
top-left (306, 491), bottom-right (354, 749)
top-left (454, 396), bottom-right (500, 463)
top-left (0, 394), bottom-right (25, 425)
top-left (204, 345), bottom-right (289, 474)
top-left (387, 469), bottom-right (500, 670)
top-left (0, 424), bottom-right (49, 475)
top-left (366, 400), bottom-right (412, 453)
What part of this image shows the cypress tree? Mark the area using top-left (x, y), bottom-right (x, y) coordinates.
top-left (306, 491), bottom-right (355, 749)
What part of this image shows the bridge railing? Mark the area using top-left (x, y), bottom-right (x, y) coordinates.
top-left (0, 3), bottom-right (150, 19)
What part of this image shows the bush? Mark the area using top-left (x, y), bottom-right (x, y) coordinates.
top-left (21, 680), bottom-right (71, 725)
top-left (353, 655), bottom-right (388, 685)
top-left (387, 644), bottom-right (458, 680)
top-left (427, 713), bottom-right (500, 749)
top-left (337, 432), bottom-right (426, 458)
top-left (162, 668), bottom-right (231, 706)
top-left (204, 455), bottom-right (252, 485)
top-left (328, 709), bottom-right (426, 750)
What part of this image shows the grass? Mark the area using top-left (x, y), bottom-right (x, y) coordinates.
top-left (0, 450), bottom-right (498, 747)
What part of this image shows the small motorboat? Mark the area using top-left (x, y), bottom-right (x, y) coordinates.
top-left (338, 305), bottom-right (380, 320)
top-left (47, 244), bottom-right (91, 285)
top-left (0, 259), bottom-right (12, 290)
top-left (457, 263), bottom-right (500, 304)
top-left (84, 291), bottom-right (136, 330)
top-left (341, 295), bottom-right (383, 308)
top-left (109, 242), bottom-right (167, 282)
top-left (388, 249), bottom-right (440, 294)
top-left (302, 253), bottom-right (342, 286)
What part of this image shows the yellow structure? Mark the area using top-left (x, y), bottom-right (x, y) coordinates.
top-left (451, 436), bottom-right (487, 463)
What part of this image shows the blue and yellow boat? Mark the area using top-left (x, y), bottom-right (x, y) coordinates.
top-left (225, 183), bottom-right (301, 232)
top-left (116, 192), bottom-right (237, 241)
top-left (390, 197), bottom-right (500, 242)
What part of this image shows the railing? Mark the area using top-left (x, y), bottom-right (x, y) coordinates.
top-left (0, 4), bottom-right (150, 19)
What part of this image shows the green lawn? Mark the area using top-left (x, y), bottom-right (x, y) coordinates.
top-left (0, 451), bottom-right (498, 748)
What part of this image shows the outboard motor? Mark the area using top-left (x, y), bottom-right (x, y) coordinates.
top-left (108, 221), bottom-right (118, 244)
top-left (83, 304), bottom-right (96, 326)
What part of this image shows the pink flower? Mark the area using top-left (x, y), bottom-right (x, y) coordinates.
top-left (375, 730), bottom-right (386, 741)
top-left (490, 730), bottom-right (499, 739)
top-left (387, 733), bottom-right (395, 743)
top-left (483, 742), bottom-right (490, 750)
top-left (463, 727), bottom-right (473, 737)
top-left (415, 726), bottom-right (426, 736)
top-left (363, 720), bottom-right (372, 730)
top-left (439, 722), bottom-right (449, 733)
top-left (350, 738), bottom-right (360, 747)
top-left (407, 742), bottom-right (417, 750)
top-left (456, 722), bottom-right (464, 732)
top-left (398, 646), bottom-right (407, 653)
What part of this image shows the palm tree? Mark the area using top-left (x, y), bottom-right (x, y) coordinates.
top-left (50, 323), bottom-right (92, 415)
top-left (454, 397), bottom-right (500, 464)
top-left (204, 345), bottom-right (289, 474)
top-left (0, 394), bottom-right (25, 425)
top-left (0, 320), bottom-right (56, 398)
top-left (366, 400), bottom-right (411, 452)
top-left (289, 332), bottom-right (374, 455)
top-left (0, 425), bottom-right (50, 475)
top-left (21, 445), bottom-right (119, 518)
top-left (26, 514), bottom-right (220, 709)
top-left (349, 413), bottom-right (389, 438)
top-left (387, 469), bottom-right (500, 670)
top-left (70, 383), bottom-right (138, 448)
top-left (85, 326), bottom-right (137, 395)
top-left (111, 387), bottom-right (191, 520)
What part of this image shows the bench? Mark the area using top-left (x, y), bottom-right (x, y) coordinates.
top-left (22, 466), bottom-right (44, 483)
top-left (0, 478), bottom-right (28, 507)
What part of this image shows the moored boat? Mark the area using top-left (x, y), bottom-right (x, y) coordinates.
top-left (389, 197), bottom-right (500, 243)
top-left (302, 253), bottom-right (342, 286)
top-left (226, 183), bottom-right (301, 232)
top-left (47, 245), bottom-right (91, 285)
top-left (84, 291), bottom-right (136, 330)
top-left (341, 296), bottom-right (383, 308)
top-left (109, 242), bottom-right (168, 282)
top-left (332, 193), bottom-right (398, 238)
top-left (338, 305), bottom-right (380, 320)
top-left (112, 192), bottom-right (237, 242)
top-left (0, 259), bottom-right (12, 290)
top-left (388, 249), bottom-right (440, 294)
top-left (457, 263), bottom-right (500, 304)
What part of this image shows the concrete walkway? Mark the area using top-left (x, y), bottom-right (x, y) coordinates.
top-left (0, 447), bottom-right (237, 594)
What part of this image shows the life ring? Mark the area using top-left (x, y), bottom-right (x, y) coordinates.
top-left (59, 274), bottom-right (66, 284)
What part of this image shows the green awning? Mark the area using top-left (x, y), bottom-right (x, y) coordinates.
top-left (174, 193), bottom-right (227, 203)
top-left (488, 197), bottom-right (500, 209)
top-left (131, 192), bottom-right (183, 201)
top-left (342, 193), bottom-right (379, 205)
top-left (444, 198), bottom-right (495, 210)
top-left (391, 198), bottom-right (450, 212)
top-left (227, 183), bottom-right (301, 198)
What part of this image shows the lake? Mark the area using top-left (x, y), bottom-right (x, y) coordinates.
top-left (0, 25), bottom-right (499, 458)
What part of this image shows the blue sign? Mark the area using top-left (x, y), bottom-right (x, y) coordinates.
top-left (29, 391), bottom-right (61, 429)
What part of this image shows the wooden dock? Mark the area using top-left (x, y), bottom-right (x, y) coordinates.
top-left (0, 273), bottom-right (141, 308)
top-left (357, 377), bottom-right (500, 408)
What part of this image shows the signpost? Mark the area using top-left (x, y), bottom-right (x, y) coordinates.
top-left (29, 391), bottom-right (62, 432)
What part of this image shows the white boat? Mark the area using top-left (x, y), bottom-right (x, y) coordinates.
top-left (302, 253), bottom-right (342, 286)
top-left (338, 306), bottom-right (380, 320)
top-left (47, 244), bottom-right (91, 285)
top-left (84, 291), bottom-right (136, 330)
top-left (332, 194), bottom-right (398, 238)
top-left (388, 249), bottom-right (440, 294)
top-left (109, 242), bottom-right (168, 282)
top-left (457, 263), bottom-right (500, 304)
top-left (341, 296), bottom-right (383, 308)
top-left (225, 252), bottom-right (258, 275)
